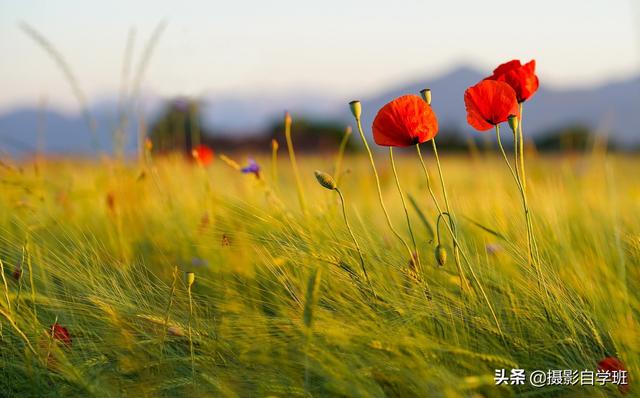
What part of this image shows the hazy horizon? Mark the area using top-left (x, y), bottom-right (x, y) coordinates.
top-left (1, 0), bottom-right (638, 112)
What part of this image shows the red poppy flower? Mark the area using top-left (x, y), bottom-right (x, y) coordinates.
top-left (485, 60), bottom-right (539, 103)
top-left (50, 323), bottom-right (72, 348)
top-left (192, 144), bottom-right (214, 166)
top-left (464, 80), bottom-right (519, 131)
top-left (372, 95), bottom-right (438, 147)
top-left (598, 356), bottom-right (629, 394)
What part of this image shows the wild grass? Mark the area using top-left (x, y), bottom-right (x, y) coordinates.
top-left (0, 150), bottom-right (638, 397)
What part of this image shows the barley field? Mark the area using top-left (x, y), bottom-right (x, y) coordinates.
top-left (0, 147), bottom-right (637, 397)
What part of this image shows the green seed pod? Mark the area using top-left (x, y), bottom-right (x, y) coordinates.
top-left (349, 100), bottom-right (362, 119)
top-left (314, 170), bottom-right (337, 190)
top-left (435, 245), bottom-right (447, 266)
top-left (508, 115), bottom-right (519, 132)
top-left (420, 88), bottom-right (432, 105)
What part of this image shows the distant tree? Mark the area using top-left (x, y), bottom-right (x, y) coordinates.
top-left (536, 124), bottom-right (610, 151)
top-left (148, 98), bottom-right (205, 154)
top-left (433, 125), bottom-right (471, 151)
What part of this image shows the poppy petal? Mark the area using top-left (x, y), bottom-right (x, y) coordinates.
top-left (372, 95), bottom-right (438, 147)
top-left (486, 59), bottom-right (539, 102)
top-left (464, 80), bottom-right (518, 131)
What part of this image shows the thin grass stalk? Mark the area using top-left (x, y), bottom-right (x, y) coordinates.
top-left (0, 260), bottom-right (11, 315)
top-left (44, 316), bottom-right (58, 368)
top-left (131, 20), bottom-right (167, 163)
top-left (0, 307), bottom-right (38, 357)
top-left (114, 28), bottom-right (136, 161)
top-left (159, 266), bottom-right (178, 358)
top-left (334, 126), bottom-right (352, 185)
top-left (271, 139), bottom-right (279, 190)
top-left (20, 23), bottom-right (99, 152)
top-left (303, 268), bottom-right (321, 392)
top-left (187, 274), bottom-right (195, 385)
top-left (25, 242), bottom-right (37, 324)
top-left (284, 113), bottom-right (307, 214)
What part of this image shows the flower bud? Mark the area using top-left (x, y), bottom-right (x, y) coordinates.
top-left (186, 272), bottom-right (195, 288)
top-left (271, 138), bottom-right (279, 151)
top-left (284, 111), bottom-right (292, 127)
top-left (508, 115), bottom-right (519, 132)
top-left (314, 170), bottom-right (337, 190)
top-left (435, 245), bottom-right (447, 266)
top-left (349, 100), bottom-right (362, 120)
top-left (420, 88), bottom-right (432, 105)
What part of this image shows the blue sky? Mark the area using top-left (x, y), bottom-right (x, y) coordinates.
top-left (0, 0), bottom-right (637, 110)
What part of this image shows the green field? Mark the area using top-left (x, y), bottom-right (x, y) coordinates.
top-left (0, 150), bottom-right (637, 397)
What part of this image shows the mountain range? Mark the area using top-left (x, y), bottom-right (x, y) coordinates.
top-left (0, 66), bottom-right (638, 155)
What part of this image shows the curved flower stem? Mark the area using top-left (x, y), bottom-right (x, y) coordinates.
top-left (336, 187), bottom-right (374, 296)
top-left (495, 125), bottom-right (546, 294)
top-left (389, 147), bottom-right (421, 273)
top-left (353, 118), bottom-right (416, 268)
top-left (436, 212), bottom-right (453, 247)
top-left (415, 144), bottom-right (471, 295)
top-left (416, 144), bottom-right (502, 335)
top-left (430, 139), bottom-right (466, 284)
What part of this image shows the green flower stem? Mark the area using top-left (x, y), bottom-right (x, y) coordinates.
top-left (187, 281), bottom-right (195, 385)
top-left (495, 125), bottom-right (546, 293)
top-left (389, 147), bottom-right (421, 272)
top-left (518, 103), bottom-right (526, 191)
top-left (353, 117), bottom-right (416, 266)
top-left (415, 144), bottom-right (505, 339)
top-left (430, 139), bottom-right (466, 286)
top-left (416, 144), bottom-right (470, 294)
top-left (336, 187), bottom-right (374, 296)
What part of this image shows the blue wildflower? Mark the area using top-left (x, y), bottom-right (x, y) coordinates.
top-left (191, 257), bottom-right (208, 267)
top-left (241, 158), bottom-right (261, 178)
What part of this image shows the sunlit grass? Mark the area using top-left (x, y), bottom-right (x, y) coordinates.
top-left (0, 151), bottom-right (637, 397)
